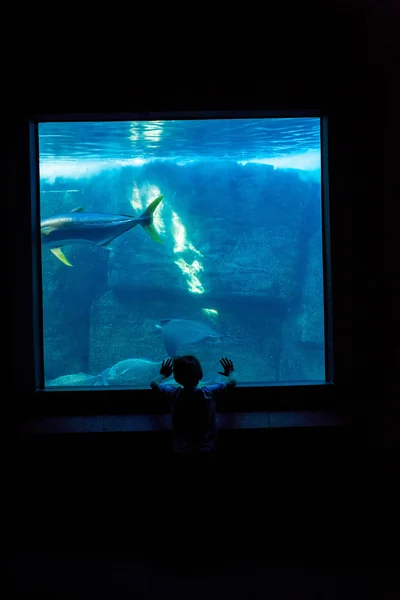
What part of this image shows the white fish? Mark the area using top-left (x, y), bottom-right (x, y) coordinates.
top-left (156, 318), bottom-right (226, 357)
top-left (103, 358), bottom-right (162, 386)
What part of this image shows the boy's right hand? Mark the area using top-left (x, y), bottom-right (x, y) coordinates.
top-left (218, 357), bottom-right (234, 376)
top-left (160, 358), bottom-right (173, 377)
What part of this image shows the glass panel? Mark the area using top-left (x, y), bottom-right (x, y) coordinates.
top-left (38, 117), bottom-right (325, 388)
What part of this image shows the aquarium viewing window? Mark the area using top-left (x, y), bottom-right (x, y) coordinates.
top-left (33, 111), bottom-right (332, 391)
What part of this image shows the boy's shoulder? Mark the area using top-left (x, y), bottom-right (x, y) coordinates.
top-left (156, 382), bottom-right (230, 399)
top-left (157, 383), bottom-right (180, 395)
top-left (199, 382), bottom-right (228, 396)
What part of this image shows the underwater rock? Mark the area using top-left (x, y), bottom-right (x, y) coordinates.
top-left (43, 334), bottom-right (88, 382)
top-left (278, 313), bottom-right (325, 382)
top-left (275, 188), bottom-right (325, 382)
top-left (105, 161), bottom-right (311, 304)
top-left (107, 233), bottom-right (185, 297)
top-left (89, 290), bottom-right (176, 375)
top-left (40, 168), bottom-right (138, 215)
top-left (298, 228), bottom-right (325, 347)
top-left (277, 212), bottom-right (325, 382)
top-left (42, 160), bottom-right (324, 384)
top-left (89, 289), bottom-right (282, 385)
top-left (41, 244), bottom-right (108, 380)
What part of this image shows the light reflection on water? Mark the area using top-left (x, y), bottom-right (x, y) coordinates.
top-left (39, 118), bottom-right (321, 163)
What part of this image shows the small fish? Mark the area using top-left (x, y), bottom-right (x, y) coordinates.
top-left (41, 195), bottom-right (164, 266)
top-left (155, 318), bottom-right (226, 357)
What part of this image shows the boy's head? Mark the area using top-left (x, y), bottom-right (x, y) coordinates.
top-left (173, 355), bottom-right (203, 388)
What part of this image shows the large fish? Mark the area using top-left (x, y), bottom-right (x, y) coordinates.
top-left (46, 359), bottom-right (174, 388)
top-left (155, 318), bottom-right (226, 357)
top-left (41, 195), bottom-right (164, 266)
top-left (100, 358), bottom-right (161, 386)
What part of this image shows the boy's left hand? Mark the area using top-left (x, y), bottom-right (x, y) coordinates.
top-left (160, 358), bottom-right (173, 377)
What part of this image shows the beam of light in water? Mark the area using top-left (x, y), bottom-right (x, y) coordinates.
top-left (188, 243), bottom-right (203, 256)
top-left (130, 183), bottom-right (165, 235)
top-left (174, 258), bottom-right (204, 294)
top-left (172, 211), bottom-right (204, 293)
top-left (171, 211), bottom-right (186, 253)
top-left (171, 212), bottom-right (203, 256)
top-left (130, 182), bottom-right (143, 211)
top-left (202, 308), bottom-right (219, 319)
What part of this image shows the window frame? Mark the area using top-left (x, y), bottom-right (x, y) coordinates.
top-left (17, 109), bottom-right (339, 419)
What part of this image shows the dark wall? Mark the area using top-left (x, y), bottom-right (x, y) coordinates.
top-left (7, 13), bottom-right (395, 430)
top-left (6, 3), bottom-right (397, 587)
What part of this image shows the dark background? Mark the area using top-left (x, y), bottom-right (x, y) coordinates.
top-left (5, 1), bottom-right (397, 595)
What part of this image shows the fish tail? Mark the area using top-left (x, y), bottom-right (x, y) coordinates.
top-left (139, 195), bottom-right (164, 244)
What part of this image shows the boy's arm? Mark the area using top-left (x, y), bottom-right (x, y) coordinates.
top-left (150, 374), bottom-right (168, 390)
top-left (218, 358), bottom-right (237, 388)
top-left (150, 358), bottom-right (174, 390)
top-left (225, 369), bottom-right (237, 388)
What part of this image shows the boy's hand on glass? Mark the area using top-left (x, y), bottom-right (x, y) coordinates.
top-left (160, 358), bottom-right (173, 377)
top-left (218, 357), bottom-right (234, 376)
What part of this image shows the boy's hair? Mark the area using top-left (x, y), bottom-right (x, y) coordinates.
top-left (173, 355), bottom-right (203, 387)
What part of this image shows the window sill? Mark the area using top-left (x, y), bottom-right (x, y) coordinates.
top-left (17, 410), bottom-right (346, 434)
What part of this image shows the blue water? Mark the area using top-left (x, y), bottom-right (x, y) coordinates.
top-left (38, 117), bottom-right (325, 388)
top-left (39, 118), bottom-right (321, 162)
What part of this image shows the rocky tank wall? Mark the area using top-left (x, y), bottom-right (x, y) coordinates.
top-left (40, 160), bottom-right (325, 385)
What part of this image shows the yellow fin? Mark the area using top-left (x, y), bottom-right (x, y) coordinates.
top-left (142, 223), bottom-right (164, 244)
top-left (99, 240), bottom-right (113, 249)
top-left (50, 247), bottom-right (73, 266)
top-left (71, 206), bottom-right (84, 212)
top-left (142, 195), bottom-right (164, 217)
top-left (41, 226), bottom-right (57, 236)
